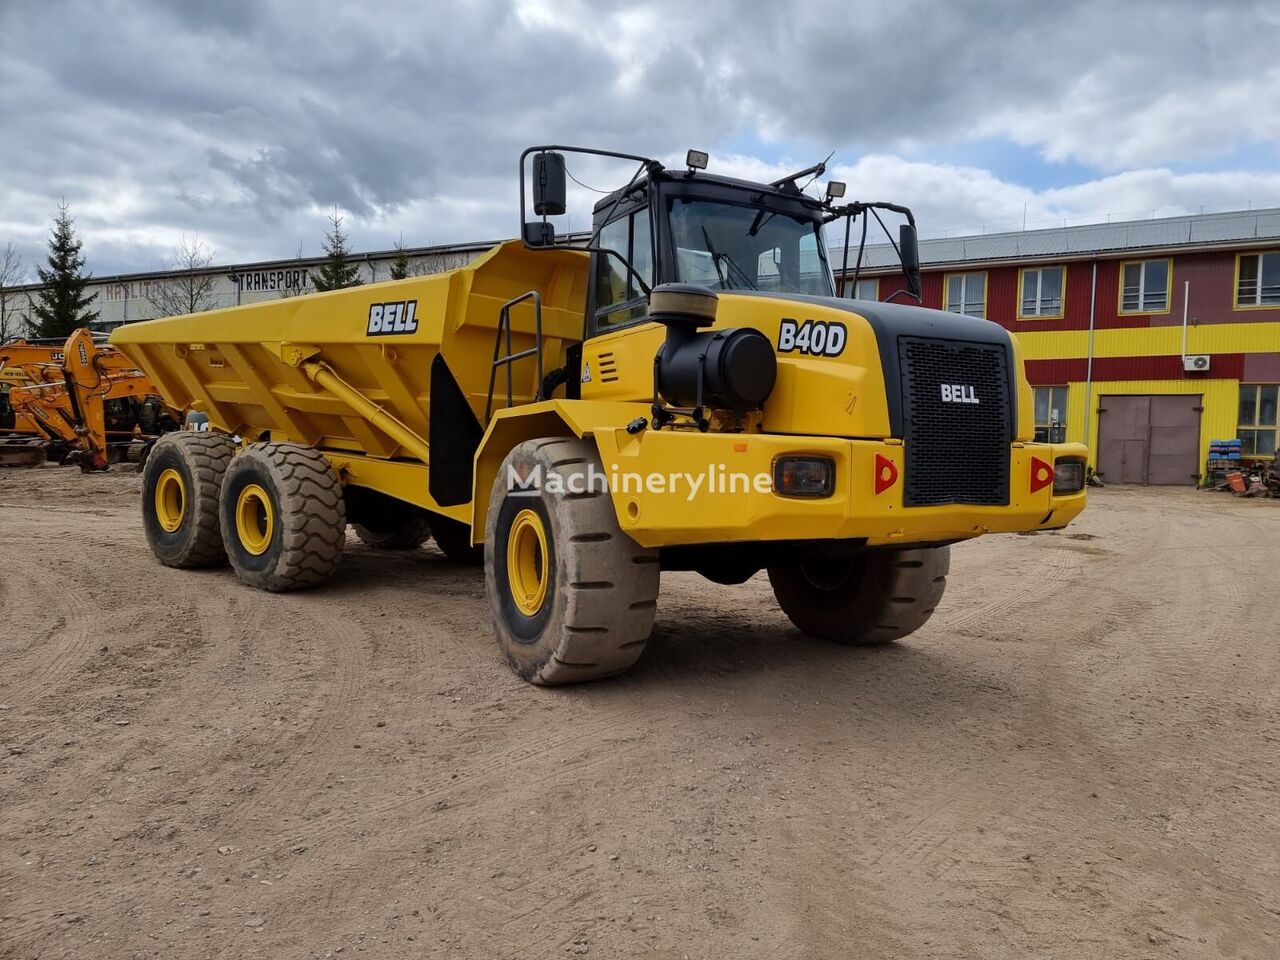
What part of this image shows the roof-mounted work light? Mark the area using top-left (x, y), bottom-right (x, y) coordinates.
top-left (686, 149), bottom-right (709, 171)
top-left (826, 181), bottom-right (846, 199)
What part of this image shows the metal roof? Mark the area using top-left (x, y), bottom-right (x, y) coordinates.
top-left (833, 206), bottom-right (1280, 273)
top-left (6, 237), bottom-right (506, 293)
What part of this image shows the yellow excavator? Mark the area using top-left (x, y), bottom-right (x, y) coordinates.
top-left (0, 336), bottom-right (72, 466)
top-left (0, 329), bottom-right (180, 469)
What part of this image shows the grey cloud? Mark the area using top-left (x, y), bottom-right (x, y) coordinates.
top-left (0, 0), bottom-right (1275, 276)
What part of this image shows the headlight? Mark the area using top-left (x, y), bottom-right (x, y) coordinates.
top-left (1053, 458), bottom-right (1085, 494)
top-left (774, 457), bottom-right (835, 498)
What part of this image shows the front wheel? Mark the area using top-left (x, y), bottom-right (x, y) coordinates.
top-left (484, 438), bottom-right (659, 685)
top-left (768, 546), bottom-right (950, 645)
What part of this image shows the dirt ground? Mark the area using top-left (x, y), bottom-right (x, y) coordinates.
top-left (1, 467), bottom-right (1278, 960)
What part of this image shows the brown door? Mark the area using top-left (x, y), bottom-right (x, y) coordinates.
top-left (1097, 394), bottom-right (1201, 485)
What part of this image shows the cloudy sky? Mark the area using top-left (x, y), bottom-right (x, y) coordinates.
top-left (2, 0), bottom-right (1279, 278)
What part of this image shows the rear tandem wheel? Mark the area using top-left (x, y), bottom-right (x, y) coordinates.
top-left (218, 442), bottom-right (347, 592)
top-left (140, 432), bottom-right (238, 567)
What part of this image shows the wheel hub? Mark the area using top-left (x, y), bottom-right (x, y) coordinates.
top-left (235, 483), bottom-right (275, 556)
top-left (507, 508), bottom-right (549, 616)
top-left (155, 468), bottom-right (186, 533)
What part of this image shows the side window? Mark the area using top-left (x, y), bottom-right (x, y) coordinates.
top-left (592, 210), bottom-right (651, 333)
top-left (1033, 385), bottom-right (1069, 443)
top-left (631, 208), bottom-right (653, 294)
top-left (1120, 259), bottom-right (1170, 313)
top-left (843, 277), bottom-right (878, 300)
top-left (945, 272), bottom-right (986, 318)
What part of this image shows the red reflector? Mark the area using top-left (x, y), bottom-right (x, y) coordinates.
top-left (874, 453), bottom-right (898, 494)
top-left (1030, 456), bottom-right (1054, 493)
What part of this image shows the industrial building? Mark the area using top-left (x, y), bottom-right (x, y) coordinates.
top-left (8, 207), bottom-right (1278, 485)
top-left (841, 208), bottom-right (1280, 484)
top-left (5, 238), bottom-right (496, 332)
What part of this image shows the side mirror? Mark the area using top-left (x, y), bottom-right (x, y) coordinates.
top-left (899, 223), bottom-right (922, 300)
top-left (523, 221), bottom-right (556, 247)
top-left (532, 151), bottom-right (567, 217)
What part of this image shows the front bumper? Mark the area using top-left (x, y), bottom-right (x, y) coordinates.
top-left (590, 427), bottom-right (1088, 548)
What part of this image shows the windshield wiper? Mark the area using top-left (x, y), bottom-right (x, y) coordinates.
top-left (700, 227), bottom-right (758, 290)
top-left (701, 226), bottom-right (728, 287)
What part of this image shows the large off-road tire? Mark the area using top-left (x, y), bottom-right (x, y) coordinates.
top-left (768, 546), bottom-right (950, 645)
top-left (429, 512), bottom-right (484, 565)
top-left (352, 505), bottom-right (433, 550)
top-left (219, 442), bottom-right (346, 592)
top-left (484, 438), bottom-right (659, 685)
top-left (141, 432), bottom-right (238, 568)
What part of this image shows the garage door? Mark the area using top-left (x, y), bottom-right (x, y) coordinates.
top-left (1097, 395), bottom-right (1201, 485)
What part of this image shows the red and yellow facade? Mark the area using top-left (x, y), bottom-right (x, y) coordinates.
top-left (856, 241), bottom-right (1280, 480)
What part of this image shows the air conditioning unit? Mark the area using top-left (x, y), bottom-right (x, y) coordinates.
top-left (1183, 354), bottom-right (1211, 372)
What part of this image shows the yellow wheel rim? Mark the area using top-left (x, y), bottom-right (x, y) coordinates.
top-left (155, 468), bottom-right (186, 533)
top-left (235, 483), bottom-right (275, 556)
top-left (507, 508), bottom-right (549, 616)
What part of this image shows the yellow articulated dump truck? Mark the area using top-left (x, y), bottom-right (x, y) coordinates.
top-left (111, 145), bottom-right (1087, 684)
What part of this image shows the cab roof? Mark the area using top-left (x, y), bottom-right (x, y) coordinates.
top-left (591, 166), bottom-right (826, 216)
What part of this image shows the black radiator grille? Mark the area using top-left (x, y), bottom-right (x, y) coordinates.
top-left (898, 337), bottom-right (1012, 507)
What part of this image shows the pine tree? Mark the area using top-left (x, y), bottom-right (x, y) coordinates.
top-left (389, 240), bottom-right (411, 281)
top-left (310, 211), bottom-right (363, 292)
top-left (30, 203), bottom-right (98, 338)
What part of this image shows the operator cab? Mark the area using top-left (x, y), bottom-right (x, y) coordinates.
top-left (518, 145), bottom-right (920, 344)
top-left (586, 171), bottom-right (836, 337)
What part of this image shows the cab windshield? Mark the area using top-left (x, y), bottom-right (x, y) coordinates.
top-left (669, 198), bottom-right (834, 297)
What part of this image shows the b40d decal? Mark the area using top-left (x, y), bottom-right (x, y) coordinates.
top-left (367, 299), bottom-right (419, 336)
top-left (777, 319), bottom-right (847, 357)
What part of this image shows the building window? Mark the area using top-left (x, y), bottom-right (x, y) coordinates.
top-left (944, 272), bottom-right (986, 318)
top-left (1236, 252), bottom-right (1280, 308)
top-left (1033, 386), bottom-right (1069, 443)
top-left (1239, 383), bottom-right (1278, 457)
top-left (842, 277), bottom-right (878, 301)
top-left (1120, 259), bottom-right (1170, 313)
top-left (1018, 265), bottom-right (1065, 318)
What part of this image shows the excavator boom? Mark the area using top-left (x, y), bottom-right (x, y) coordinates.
top-left (1, 330), bottom-right (181, 469)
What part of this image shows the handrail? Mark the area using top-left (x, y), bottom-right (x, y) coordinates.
top-left (484, 290), bottom-right (544, 423)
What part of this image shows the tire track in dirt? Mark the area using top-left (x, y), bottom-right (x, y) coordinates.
top-left (232, 592), bottom-right (374, 820)
top-left (267, 697), bottom-right (658, 857)
top-left (0, 554), bottom-right (95, 710)
top-left (751, 523), bottom-right (1149, 948)
top-left (935, 545), bottom-right (1081, 632)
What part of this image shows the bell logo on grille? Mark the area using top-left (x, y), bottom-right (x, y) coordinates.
top-left (940, 383), bottom-right (980, 404)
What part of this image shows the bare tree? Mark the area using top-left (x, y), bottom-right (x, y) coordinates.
top-left (410, 250), bottom-right (472, 277)
top-left (278, 242), bottom-right (312, 299)
top-left (0, 241), bottom-right (26, 341)
top-left (147, 236), bottom-right (220, 317)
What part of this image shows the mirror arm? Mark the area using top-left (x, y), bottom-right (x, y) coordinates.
top-left (519, 144), bottom-right (663, 252)
top-left (586, 159), bottom-right (655, 249)
top-left (832, 201), bottom-right (922, 304)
